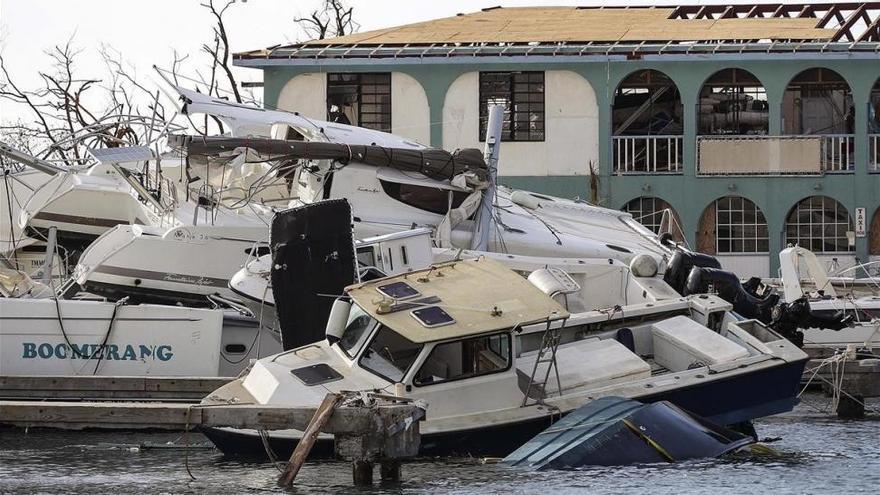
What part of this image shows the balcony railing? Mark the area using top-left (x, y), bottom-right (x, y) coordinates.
top-left (871, 134), bottom-right (880, 172)
top-left (697, 134), bottom-right (854, 175)
top-left (613, 135), bottom-right (682, 174)
top-left (821, 134), bottom-right (855, 172)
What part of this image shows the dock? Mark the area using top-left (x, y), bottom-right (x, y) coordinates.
top-left (0, 383), bottom-right (425, 486)
top-left (0, 375), bottom-right (230, 401)
top-left (802, 350), bottom-right (880, 418)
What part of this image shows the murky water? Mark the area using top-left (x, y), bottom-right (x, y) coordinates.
top-left (1, 394), bottom-right (878, 494)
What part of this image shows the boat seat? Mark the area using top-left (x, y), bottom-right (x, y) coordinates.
top-left (516, 338), bottom-right (651, 397)
top-left (651, 315), bottom-right (749, 372)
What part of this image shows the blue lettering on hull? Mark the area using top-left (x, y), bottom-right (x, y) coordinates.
top-left (21, 343), bottom-right (174, 361)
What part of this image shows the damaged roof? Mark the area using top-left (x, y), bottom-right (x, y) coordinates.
top-left (234, 4), bottom-right (880, 62)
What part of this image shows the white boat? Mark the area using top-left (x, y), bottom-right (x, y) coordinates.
top-left (0, 297), bottom-right (280, 377)
top-left (776, 246), bottom-right (880, 351)
top-left (200, 257), bottom-right (808, 458)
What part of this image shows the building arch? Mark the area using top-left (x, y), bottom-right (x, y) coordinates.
top-left (785, 195), bottom-right (854, 253)
top-left (698, 68), bottom-right (768, 135)
top-left (696, 196), bottom-right (769, 255)
top-left (621, 196), bottom-right (684, 242)
top-left (783, 68), bottom-right (853, 135)
top-left (870, 78), bottom-right (880, 171)
top-left (612, 69), bottom-right (683, 173)
top-left (870, 206), bottom-right (880, 256)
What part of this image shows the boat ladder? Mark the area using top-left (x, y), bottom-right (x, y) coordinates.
top-left (521, 319), bottom-right (563, 407)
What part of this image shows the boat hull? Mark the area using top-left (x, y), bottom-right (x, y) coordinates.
top-left (200, 356), bottom-right (807, 459)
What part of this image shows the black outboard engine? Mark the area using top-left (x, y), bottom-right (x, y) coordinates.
top-left (770, 297), bottom-right (853, 348)
top-left (684, 267), bottom-right (778, 323)
top-left (663, 249), bottom-right (722, 295)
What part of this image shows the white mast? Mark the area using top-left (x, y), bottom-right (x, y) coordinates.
top-left (471, 103), bottom-right (504, 251)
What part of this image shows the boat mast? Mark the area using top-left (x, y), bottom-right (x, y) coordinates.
top-left (471, 103), bottom-right (504, 251)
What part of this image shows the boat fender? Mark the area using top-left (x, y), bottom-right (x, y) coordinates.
top-left (510, 190), bottom-right (540, 210)
top-left (616, 328), bottom-right (635, 353)
top-left (325, 297), bottom-right (352, 344)
top-left (629, 254), bottom-right (658, 278)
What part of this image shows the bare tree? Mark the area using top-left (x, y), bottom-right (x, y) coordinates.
top-left (1, 36), bottom-right (175, 163)
top-left (200, 0), bottom-right (242, 103)
top-left (295, 0), bottom-right (359, 40)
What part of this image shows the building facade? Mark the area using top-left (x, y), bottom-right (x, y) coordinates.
top-left (235, 4), bottom-right (880, 277)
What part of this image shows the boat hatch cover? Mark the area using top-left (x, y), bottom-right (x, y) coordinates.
top-left (290, 363), bottom-right (344, 386)
top-left (411, 306), bottom-right (455, 328)
top-left (377, 281), bottom-right (421, 300)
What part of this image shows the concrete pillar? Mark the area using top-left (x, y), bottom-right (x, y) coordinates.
top-left (380, 460), bottom-right (401, 481)
top-left (352, 460), bottom-right (374, 485)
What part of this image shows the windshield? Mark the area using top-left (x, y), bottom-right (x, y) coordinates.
top-left (339, 304), bottom-right (376, 358)
top-left (359, 326), bottom-right (423, 383)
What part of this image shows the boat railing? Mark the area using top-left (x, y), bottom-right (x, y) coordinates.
top-left (613, 135), bottom-right (682, 174)
top-left (696, 134), bottom-right (855, 176)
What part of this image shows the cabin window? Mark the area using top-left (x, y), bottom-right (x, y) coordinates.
top-left (479, 71), bottom-right (545, 142)
top-left (356, 246), bottom-right (376, 268)
top-left (413, 333), bottom-right (511, 386)
top-left (339, 305), bottom-right (377, 358)
top-left (379, 180), bottom-right (469, 215)
top-left (327, 73), bottom-right (391, 132)
top-left (359, 326), bottom-right (423, 382)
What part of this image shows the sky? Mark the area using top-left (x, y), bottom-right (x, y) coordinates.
top-left (0, 0), bottom-right (850, 124)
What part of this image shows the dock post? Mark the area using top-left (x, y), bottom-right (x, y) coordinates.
top-left (836, 393), bottom-right (865, 419)
top-left (352, 460), bottom-right (374, 485)
top-left (380, 460), bottom-right (401, 481)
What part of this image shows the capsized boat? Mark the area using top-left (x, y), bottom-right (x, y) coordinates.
top-left (503, 396), bottom-right (755, 469)
top-left (199, 257), bottom-right (807, 458)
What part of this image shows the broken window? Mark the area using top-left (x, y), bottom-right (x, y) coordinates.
top-left (698, 69), bottom-right (768, 135)
top-left (327, 73), bottom-right (391, 132)
top-left (783, 68), bottom-right (853, 135)
top-left (479, 71), bottom-right (545, 142)
top-left (414, 333), bottom-right (511, 386)
top-left (379, 180), bottom-right (470, 215)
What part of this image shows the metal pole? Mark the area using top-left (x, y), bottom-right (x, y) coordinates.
top-left (0, 141), bottom-right (65, 175)
top-left (42, 226), bottom-right (57, 287)
top-left (471, 103), bottom-right (504, 251)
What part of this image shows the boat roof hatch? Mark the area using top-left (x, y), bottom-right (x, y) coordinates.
top-left (346, 257), bottom-right (570, 344)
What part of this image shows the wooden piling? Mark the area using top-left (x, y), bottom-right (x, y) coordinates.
top-left (278, 393), bottom-right (344, 487)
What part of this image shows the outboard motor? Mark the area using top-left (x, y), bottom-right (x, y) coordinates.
top-left (686, 267), bottom-right (852, 348)
top-left (684, 267), bottom-right (778, 323)
top-left (663, 249), bottom-right (722, 295)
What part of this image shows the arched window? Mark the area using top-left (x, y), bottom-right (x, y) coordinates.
top-left (622, 196), bottom-right (684, 242)
top-left (714, 197), bottom-right (769, 253)
top-left (783, 68), bottom-right (853, 135)
top-left (785, 196), bottom-right (854, 253)
top-left (612, 70), bottom-right (683, 173)
top-left (698, 69), bottom-right (768, 135)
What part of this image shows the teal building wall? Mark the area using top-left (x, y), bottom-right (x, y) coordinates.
top-left (245, 53), bottom-right (880, 274)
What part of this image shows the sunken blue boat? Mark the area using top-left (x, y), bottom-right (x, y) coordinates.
top-left (503, 396), bottom-right (755, 469)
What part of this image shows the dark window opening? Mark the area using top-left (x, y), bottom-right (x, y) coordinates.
top-left (783, 68), bottom-right (853, 135)
top-left (479, 71), bottom-right (545, 142)
top-left (414, 333), bottom-right (511, 386)
top-left (327, 73), bottom-right (391, 132)
top-left (380, 180), bottom-right (469, 215)
top-left (698, 69), bottom-right (768, 135)
top-left (224, 344), bottom-right (247, 354)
